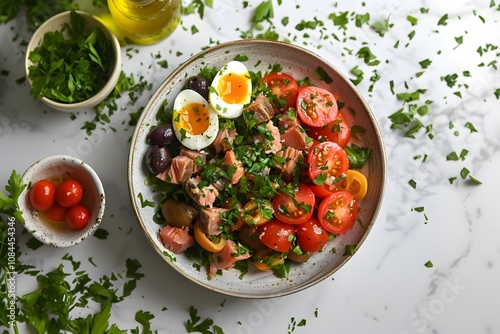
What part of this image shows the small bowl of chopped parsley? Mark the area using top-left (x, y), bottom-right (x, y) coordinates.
top-left (25, 10), bottom-right (121, 112)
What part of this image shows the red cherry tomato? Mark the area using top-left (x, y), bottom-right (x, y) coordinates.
top-left (308, 141), bottom-right (349, 184)
top-left (66, 204), bottom-right (90, 230)
top-left (56, 179), bottom-right (83, 207)
top-left (307, 110), bottom-right (351, 148)
top-left (295, 218), bottom-right (329, 253)
top-left (29, 179), bottom-right (56, 211)
top-left (44, 202), bottom-right (67, 223)
top-left (272, 183), bottom-right (315, 225)
top-left (296, 86), bottom-right (338, 127)
top-left (308, 184), bottom-right (336, 199)
top-left (261, 72), bottom-right (299, 113)
top-left (258, 219), bottom-right (296, 252)
top-left (317, 191), bottom-right (358, 234)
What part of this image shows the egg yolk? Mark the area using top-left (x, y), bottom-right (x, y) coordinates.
top-left (218, 72), bottom-right (250, 104)
top-left (178, 103), bottom-right (210, 135)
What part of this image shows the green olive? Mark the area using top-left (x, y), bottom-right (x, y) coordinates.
top-left (287, 251), bottom-right (312, 263)
top-left (161, 199), bottom-right (198, 228)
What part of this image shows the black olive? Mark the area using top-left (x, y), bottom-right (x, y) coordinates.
top-left (187, 76), bottom-right (209, 100)
top-left (145, 145), bottom-right (171, 175)
top-left (147, 124), bottom-right (175, 146)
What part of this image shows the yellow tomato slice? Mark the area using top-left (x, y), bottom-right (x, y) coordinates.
top-left (253, 261), bottom-right (271, 271)
top-left (252, 249), bottom-right (285, 271)
top-left (339, 170), bottom-right (368, 200)
top-left (240, 199), bottom-right (272, 226)
top-left (193, 224), bottom-right (226, 252)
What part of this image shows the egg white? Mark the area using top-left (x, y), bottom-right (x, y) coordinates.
top-left (172, 89), bottom-right (219, 151)
top-left (209, 61), bottom-right (252, 119)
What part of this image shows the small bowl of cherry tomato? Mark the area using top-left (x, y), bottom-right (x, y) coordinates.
top-left (18, 155), bottom-right (106, 248)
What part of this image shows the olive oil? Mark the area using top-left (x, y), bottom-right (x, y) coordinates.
top-left (39, 211), bottom-right (71, 232)
top-left (107, 0), bottom-right (181, 45)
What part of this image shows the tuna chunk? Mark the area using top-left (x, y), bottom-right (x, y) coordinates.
top-left (223, 150), bottom-right (244, 184)
top-left (160, 225), bottom-right (194, 254)
top-left (264, 120), bottom-right (282, 153)
top-left (167, 156), bottom-right (194, 184)
top-left (243, 94), bottom-right (275, 124)
top-left (278, 112), bottom-right (300, 129)
top-left (179, 146), bottom-right (207, 174)
top-left (209, 240), bottom-right (251, 278)
top-left (213, 128), bottom-right (237, 153)
top-left (199, 207), bottom-right (228, 235)
top-left (185, 176), bottom-right (219, 208)
top-left (280, 125), bottom-right (308, 150)
top-left (274, 147), bottom-right (303, 181)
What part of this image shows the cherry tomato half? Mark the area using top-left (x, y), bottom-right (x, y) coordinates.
top-left (272, 183), bottom-right (315, 225)
top-left (295, 218), bottom-right (329, 253)
top-left (239, 199), bottom-right (272, 226)
top-left (66, 204), bottom-right (90, 230)
top-left (336, 170), bottom-right (368, 201)
top-left (29, 179), bottom-right (56, 211)
top-left (194, 223), bottom-right (226, 252)
top-left (308, 141), bottom-right (349, 183)
top-left (258, 219), bottom-right (296, 252)
top-left (307, 110), bottom-right (351, 148)
top-left (296, 86), bottom-right (338, 127)
top-left (317, 191), bottom-right (358, 234)
top-left (56, 179), bottom-right (83, 208)
top-left (252, 249), bottom-right (286, 271)
top-left (261, 72), bottom-right (298, 113)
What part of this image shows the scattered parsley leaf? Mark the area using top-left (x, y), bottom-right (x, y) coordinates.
top-left (343, 244), bottom-right (357, 256)
top-left (464, 122), bottom-right (478, 133)
top-left (494, 88), bottom-right (500, 99)
top-left (460, 167), bottom-right (470, 179)
top-left (252, 0), bottom-right (274, 23)
top-left (446, 152), bottom-right (459, 161)
top-left (468, 175), bottom-right (482, 185)
top-left (345, 144), bottom-right (371, 169)
top-left (419, 59), bottom-right (432, 69)
top-left (437, 14), bottom-right (449, 26)
top-left (157, 60), bottom-right (168, 68)
top-left (371, 16), bottom-right (392, 36)
top-left (314, 66), bottom-right (333, 84)
top-left (407, 15), bottom-right (418, 26)
top-left (185, 306), bottom-right (225, 334)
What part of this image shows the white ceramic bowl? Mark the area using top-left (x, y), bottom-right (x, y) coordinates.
top-left (128, 40), bottom-right (386, 298)
top-left (25, 10), bottom-right (121, 112)
top-left (19, 155), bottom-right (106, 248)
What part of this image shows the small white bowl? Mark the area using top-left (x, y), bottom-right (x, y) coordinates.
top-left (19, 155), bottom-right (106, 248)
top-left (25, 10), bottom-right (121, 112)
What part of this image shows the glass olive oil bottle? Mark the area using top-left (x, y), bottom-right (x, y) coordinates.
top-left (107, 0), bottom-right (181, 45)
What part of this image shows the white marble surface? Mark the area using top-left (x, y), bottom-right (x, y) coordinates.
top-left (1, 0), bottom-right (500, 333)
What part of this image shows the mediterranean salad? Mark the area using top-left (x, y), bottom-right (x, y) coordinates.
top-left (144, 59), bottom-right (371, 279)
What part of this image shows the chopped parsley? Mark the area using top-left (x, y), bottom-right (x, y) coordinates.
top-left (28, 11), bottom-right (115, 103)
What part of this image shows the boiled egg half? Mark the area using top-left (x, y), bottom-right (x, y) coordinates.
top-left (172, 89), bottom-right (219, 151)
top-left (209, 60), bottom-right (252, 119)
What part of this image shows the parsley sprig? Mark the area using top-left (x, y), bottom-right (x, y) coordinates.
top-left (0, 170), bottom-right (26, 222)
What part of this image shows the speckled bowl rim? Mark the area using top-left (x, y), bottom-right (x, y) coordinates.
top-left (24, 10), bottom-right (122, 112)
top-left (19, 155), bottom-right (106, 248)
top-left (128, 39), bottom-right (386, 298)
